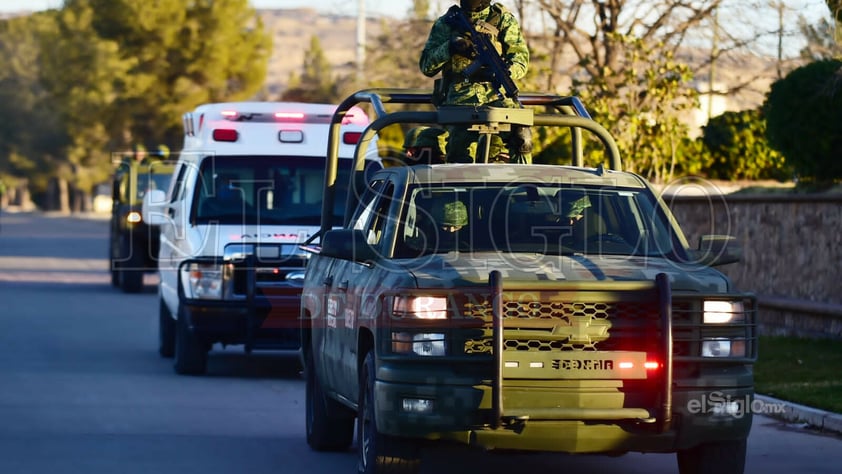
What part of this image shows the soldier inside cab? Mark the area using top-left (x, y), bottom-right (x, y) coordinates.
top-left (402, 126), bottom-right (449, 165)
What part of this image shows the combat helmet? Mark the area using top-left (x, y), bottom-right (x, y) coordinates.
top-left (439, 201), bottom-right (468, 227)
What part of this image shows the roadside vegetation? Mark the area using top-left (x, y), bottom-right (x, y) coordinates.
top-left (755, 335), bottom-right (842, 414)
top-left (1, 0), bottom-right (841, 211)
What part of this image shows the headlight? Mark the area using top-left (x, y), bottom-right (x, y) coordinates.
top-left (126, 211), bottom-right (142, 223)
top-left (392, 296), bottom-right (447, 319)
top-left (702, 337), bottom-right (746, 358)
top-left (186, 263), bottom-right (223, 299)
top-left (392, 332), bottom-right (446, 356)
top-left (703, 300), bottom-right (745, 324)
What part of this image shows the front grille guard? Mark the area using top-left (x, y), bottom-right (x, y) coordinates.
top-left (382, 275), bottom-right (756, 433)
top-left (485, 271), bottom-right (674, 431)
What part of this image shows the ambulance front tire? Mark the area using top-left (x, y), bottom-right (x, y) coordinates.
top-left (158, 297), bottom-right (176, 358)
top-left (174, 305), bottom-right (209, 375)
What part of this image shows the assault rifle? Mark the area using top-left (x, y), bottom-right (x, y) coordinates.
top-left (443, 5), bottom-right (520, 105)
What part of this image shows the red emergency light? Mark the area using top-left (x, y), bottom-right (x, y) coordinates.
top-left (343, 132), bottom-right (362, 145)
top-left (275, 112), bottom-right (305, 120)
top-left (617, 360), bottom-right (660, 371)
top-left (212, 129), bottom-right (239, 142)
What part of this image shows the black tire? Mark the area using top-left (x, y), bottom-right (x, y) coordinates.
top-left (173, 305), bottom-right (208, 375)
top-left (677, 439), bottom-right (747, 474)
top-left (305, 351), bottom-right (355, 451)
top-left (158, 298), bottom-right (176, 358)
top-left (357, 352), bottom-right (420, 474)
top-left (118, 238), bottom-right (144, 293)
top-left (109, 228), bottom-right (120, 287)
top-left (110, 259), bottom-right (120, 287)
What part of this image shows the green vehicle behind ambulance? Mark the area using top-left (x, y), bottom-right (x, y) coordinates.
top-left (109, 154), bottom-right (175, 293)
top-left (300, 89), bottom-right (757, 474)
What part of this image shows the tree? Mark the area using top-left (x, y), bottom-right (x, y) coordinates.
top-left (825, 0), bottom-right (842, 47)
top-left (531, 1), bottom-right (727, 180)
top-left (829, 0), bottom-right (842, 22)
top-left (363, 0), bottom-right (437, 91)
top-left (701, 109), bottom-right (789, 181)
top-left (78, 0), bottom-right (272, 147)
top-left (764, 59), bottom-right (842, 185)
top-left (0, 12), bottom-right (75, 210)
top-left (38, 3), bottom-right (136, 210)
top-left (281, 35), bottom-right (342, 103)
top-left (360, 0), bottom-right (443, 154)
top-left (12, 0), bottom-right (271, 210)
top-left (800, 16), bottom-right (842, 60)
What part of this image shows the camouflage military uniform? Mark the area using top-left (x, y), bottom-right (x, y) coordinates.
top-left (419, 0), bottom-right (530, 163)
top-left (402, 126), bottom-right (449, 165)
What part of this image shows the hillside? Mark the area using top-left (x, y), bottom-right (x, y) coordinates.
top-left (260, 8), bottom-right (384, 97)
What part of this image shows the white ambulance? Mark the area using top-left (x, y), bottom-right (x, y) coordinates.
top-left (143, 101), bottom-right (380, 375)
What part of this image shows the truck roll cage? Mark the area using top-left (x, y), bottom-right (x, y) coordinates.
top-left (320, 88), bottom-right (624, 236)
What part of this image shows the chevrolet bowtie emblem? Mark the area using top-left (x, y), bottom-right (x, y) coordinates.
top-left (553, 315), bottom-right (610, 344)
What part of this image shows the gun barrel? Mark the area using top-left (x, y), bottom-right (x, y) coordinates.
top-left (445, 6), bottom-right (520, 104)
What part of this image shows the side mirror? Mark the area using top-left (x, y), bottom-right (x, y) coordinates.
top-left (319, 229), bottom-right (379, 263)
top-left (694, 234), bottom-right (742, 266)
top-left (142, 189), bottom-right (170, 226)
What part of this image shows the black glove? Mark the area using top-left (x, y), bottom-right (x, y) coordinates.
top-left (449, 35), bottom-right (476, 58)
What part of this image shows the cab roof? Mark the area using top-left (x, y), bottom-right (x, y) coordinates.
top-left (179, 101), bottom-right (373, 162)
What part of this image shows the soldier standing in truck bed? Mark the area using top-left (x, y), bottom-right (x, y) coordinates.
top-left (419, 0), bottom-right (531, 164)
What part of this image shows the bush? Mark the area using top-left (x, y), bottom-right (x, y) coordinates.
top-left (701, 109), bottom-right (791, 181)
top-left (764, 59), bottom-right (842, 185)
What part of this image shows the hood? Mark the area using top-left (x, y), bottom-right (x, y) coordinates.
top-left (185, 223), bottom-right (318, 257)
top-left (403, 252), bottom-right (729, 293)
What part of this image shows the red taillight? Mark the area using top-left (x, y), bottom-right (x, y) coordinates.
top-left (343, 131), bottom-right (362, 144)
top-left (212, 129), bottom-right (239, 142)
top-left (644, 361), bottom-right (660, 370)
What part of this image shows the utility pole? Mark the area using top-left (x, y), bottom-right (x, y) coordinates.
top-left (708, 5), bottom-right (719, 120)
top-left (776, 0), bottom-right (784, 79)
top-left (356, 0), bottom-right (366, 83)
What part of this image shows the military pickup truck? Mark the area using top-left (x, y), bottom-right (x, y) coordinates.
top-left (109, 154), bottom-right (175, 293)
top-left (300, 89), bottom-right (757, 474)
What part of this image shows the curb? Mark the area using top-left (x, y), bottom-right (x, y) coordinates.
top-left (755, 394), bottom-right (842, 435)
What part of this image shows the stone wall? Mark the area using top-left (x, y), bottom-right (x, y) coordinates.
top-left (664, 194), bottom-right (842, 338)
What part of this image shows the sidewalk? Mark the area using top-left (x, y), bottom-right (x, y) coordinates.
top-left (756, 394), bottom-right (842, 435)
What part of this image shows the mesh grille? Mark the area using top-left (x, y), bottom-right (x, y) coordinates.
top-left (460, 293), bottom-right (661, 354)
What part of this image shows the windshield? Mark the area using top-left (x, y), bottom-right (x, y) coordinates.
top-left (193, 156), bottom-right (367, 226)
top-left (136, 173), bottom-right (172, 200)
top-left (396, 183), bottom-right (682, 258)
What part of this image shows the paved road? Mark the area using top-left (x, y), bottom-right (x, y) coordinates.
top-left (1, 212), bottom-right (841, 474)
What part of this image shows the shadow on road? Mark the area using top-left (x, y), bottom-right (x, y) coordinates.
top-left (202, 349), bottom-right (303, 381)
